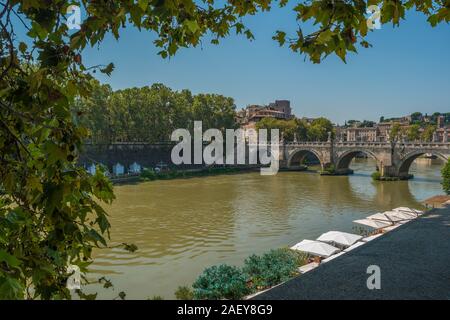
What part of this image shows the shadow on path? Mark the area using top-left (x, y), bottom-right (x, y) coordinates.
top-left (253, 208), bottom-right (450, 300)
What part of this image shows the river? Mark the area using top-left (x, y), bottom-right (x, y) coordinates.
top-left (88, 158), bottom-right (444, 299)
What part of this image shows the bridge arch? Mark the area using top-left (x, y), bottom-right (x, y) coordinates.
top-left (287, 148), bottom-right (324, 169)
top-left (397, 150), bottom-right (448, 177)
top-left (335, 149), bottom-right (380, 173)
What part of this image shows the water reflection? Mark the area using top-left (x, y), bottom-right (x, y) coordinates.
top-left (89, 158), bottom-right (444, 299)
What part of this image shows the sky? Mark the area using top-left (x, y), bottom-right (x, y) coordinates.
top-left (19, 4), bottom-right (450, 125)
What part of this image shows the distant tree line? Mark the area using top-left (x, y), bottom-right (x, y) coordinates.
top-left (74, 81), bottom-right (337, 144)
top-left (255, 117), bottom-right (334, 142)
top-left (73, 81), bottom-right (237, 143)
top-left (380, 112), bottom-right (450, 126)
top-left (390, 123), bottom-right (438, 142)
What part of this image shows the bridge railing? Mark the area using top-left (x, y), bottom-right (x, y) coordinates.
top-left (283, 141), bottom-right (450, 148)
top-left (284, 141), bottom-right (331, 147)
top-left (397, 142), bottom-right (450, 148)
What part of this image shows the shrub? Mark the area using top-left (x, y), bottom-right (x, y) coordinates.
top-left (175, 286), bottom-right (194, 300)
top-left (371, 171), bottom-right (381, 181)
top-left (192, 264), bottom-right (250, 300)
top-left (243, 248), bottom-right (299, 289)
top-left (290, 249), bottom-right (309, 267)
top-left (321, 164), bottom-right (335, 174)
top-left (442, 159), bottom-right (450, 195)
top-left (141, 168), bottom-right (157, 180)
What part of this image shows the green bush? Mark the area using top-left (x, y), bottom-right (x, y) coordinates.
top-left (192, 264), bottom-right (250, 300)
top-left (321, 164), bottom-right (335, 174)
top-left (175, 286), bottom-right (194, 300)
top-left (243, 248), bottom-right (299, 289)
top-left (371, 171), bottom-right (381, 181)
top-left (442, 159), bottom-right (450, 195)
top-left (141, 168), bottom-right (157, 180)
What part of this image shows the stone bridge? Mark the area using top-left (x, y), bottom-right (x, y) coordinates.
top-left (80, 141), bottom-right (450, 179)
top-left (283, 141), bottom-right (450, 178)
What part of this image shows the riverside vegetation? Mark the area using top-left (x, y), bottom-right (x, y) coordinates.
top-left (174, 248), bottom-right (308, 300)
top-left (140, 167), bottom-right (244, 181)
top-left (2, 0), bottom-right (448, 299)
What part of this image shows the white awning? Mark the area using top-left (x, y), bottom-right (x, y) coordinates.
top-left (384, 210), bottom-right (416, 221)
top-left (393, 207), bottom-right (423, 216)
top-left (291, 240), bottom-right (340, 258)
top-left (367, 213), bottom-right (397, 224)
top-left (317, 231), bottom-right (363, 247)
top-left (353, 218), bottom-right (391, 229)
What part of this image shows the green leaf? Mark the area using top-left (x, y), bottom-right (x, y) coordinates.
top-left (0, 250), bottom-right (21, 268)
top-left (0, 277), bottom-right (24, 299)
top-left (100, 63), bottom-right (115, 76)
top-left (185, 20), bottom-right (200, 33)
top-left (138, 0), bottom-right (149, 11)
top-left (19, 42), bottom-right (27, 53)
top-left (273, 31), bottom-right (286, 46)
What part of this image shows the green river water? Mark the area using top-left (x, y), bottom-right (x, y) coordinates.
top-left (88, 158), bottom-right (444, 299)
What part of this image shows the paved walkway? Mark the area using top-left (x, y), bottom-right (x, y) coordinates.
top-left (253, 207), bottom-right (450, 300)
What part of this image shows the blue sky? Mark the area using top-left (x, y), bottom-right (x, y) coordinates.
top-left (23, 5), bottom-right (450, 124)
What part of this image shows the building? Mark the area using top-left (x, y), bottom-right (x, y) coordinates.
top-left (268, 100), bottom-right (292, 119)
top-left (345, 127), bottom-right (380, 142)
top-left (238, 100), bottom-right (294, 129)
top-left (437, 115), bottom-right (445, 128)
top-left (436, 127), bottom-right (449, 142)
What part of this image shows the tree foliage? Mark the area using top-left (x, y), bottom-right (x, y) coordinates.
top-left (308, 117), bottom-right (334, 141)
top-left (442, 159), bottom-right (450, 195)
top-left (390, 122), bottom-right (402, 141)
top-left (74, 82), bottom-right (236, 143)
top-left (0, 0), bottom-right (447, 300)
top-left (422, 125), bottom-right (437, 142)
top-left (192, 264), bottom-right (250, 300)
top-left (256, 117), bottom-right (333, 141)
top-left (273, 0), bottom-right (450, 63)
top-left (406, 124), bottom-right (421, 141)
top-left (243, 248), bottom-right (303, 289)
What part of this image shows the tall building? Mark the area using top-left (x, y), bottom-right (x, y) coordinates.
top-left (238, 100), bottom-right (294, 129)
top-left (268, 100), bottom-right (292, 119)
top-left (437, 115), bottom-right (445, 128)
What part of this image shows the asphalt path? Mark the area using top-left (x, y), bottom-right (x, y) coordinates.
top-left (253, 208), bottom-right (450, 300)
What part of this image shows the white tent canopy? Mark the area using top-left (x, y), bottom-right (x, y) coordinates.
top-left (353, 218), bottom-right (391, 229)
top-left (393, 207), bottom-right (423, 216)
top-left (317, 231), bottom-right (363, 248)
top-left (367, 212), bottom-right (401, 224)
top-left (384, 210), bottom-right (416, 220)
top-left (291, 240), bottom-right (340, 258)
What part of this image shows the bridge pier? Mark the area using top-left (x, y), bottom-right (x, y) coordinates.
top-left (284, 141), bottom-right (449, 180)
top-left (334, 168), bottom-right (354, 176)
